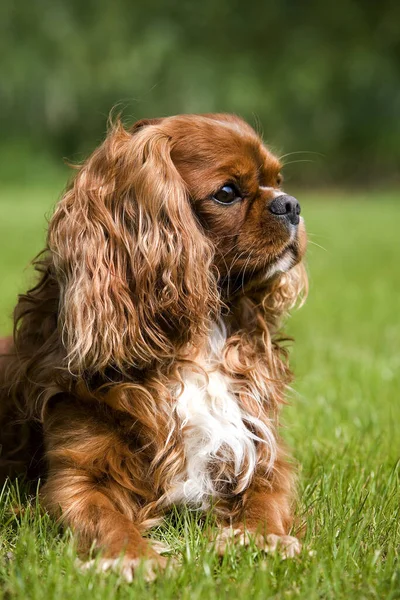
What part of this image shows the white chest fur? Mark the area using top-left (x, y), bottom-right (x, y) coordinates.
top-left (167, 324), bottom-right (276, 508)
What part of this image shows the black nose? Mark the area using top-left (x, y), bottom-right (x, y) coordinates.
top-left (269, 195), bottom-right (301, 226)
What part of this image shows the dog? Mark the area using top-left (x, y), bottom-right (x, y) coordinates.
top-left (0, 113), bottom-right (307, 580)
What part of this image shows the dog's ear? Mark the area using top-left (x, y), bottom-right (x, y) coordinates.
top-left (48, 119), bottom-right (217, 375)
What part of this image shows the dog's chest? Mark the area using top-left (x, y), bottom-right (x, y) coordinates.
top-left (166, 328), bottom-right (275, 508)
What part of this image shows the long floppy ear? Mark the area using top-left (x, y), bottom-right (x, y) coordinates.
top-left (48, 120), bottom-right (218, 375)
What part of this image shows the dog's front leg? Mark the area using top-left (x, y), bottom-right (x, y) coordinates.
top-left (40, 404), bottom-right (168, 581)
top-left (214, 462), bottom-right (302, 558)
top-left (42, 469), bottom-right (166, 581)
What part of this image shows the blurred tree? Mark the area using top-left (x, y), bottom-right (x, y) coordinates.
top-left (1, 0), bottom-right (399, 184)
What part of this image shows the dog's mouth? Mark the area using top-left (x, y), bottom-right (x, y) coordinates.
top-left (267, 243), bottom-right (298, 275)
top-left (264, 217), bottom-right (306, 278)
top-left (256, 237), bottom-right (303, 282)
top-left (220, 243), bottom-right (298, 296)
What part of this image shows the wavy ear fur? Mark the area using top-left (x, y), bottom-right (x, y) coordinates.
top-left (48, 120), bottom-right (218, 375)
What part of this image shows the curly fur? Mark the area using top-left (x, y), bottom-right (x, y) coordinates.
top-left (0, 113), bottom-right (307, 573)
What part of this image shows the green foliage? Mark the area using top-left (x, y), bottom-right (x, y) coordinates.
top-left (1, 1), bottom-right (400, 184)
top-left (0, 186), bottom-right (399, 598)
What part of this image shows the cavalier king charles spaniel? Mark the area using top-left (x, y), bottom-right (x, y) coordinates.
top-left (0, 113), bottom-right (307, 580)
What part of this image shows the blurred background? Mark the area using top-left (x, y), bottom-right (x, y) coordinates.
top-left (0, 5), bottom-right (400, 594)
top-left (1, 0), bottom-right (400, 186)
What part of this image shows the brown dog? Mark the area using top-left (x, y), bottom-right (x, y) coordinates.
top-left (0, 114), bottom-right (307, 580)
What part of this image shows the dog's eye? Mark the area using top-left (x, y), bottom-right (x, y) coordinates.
top-left (212, 185), bottom-right (242, 205)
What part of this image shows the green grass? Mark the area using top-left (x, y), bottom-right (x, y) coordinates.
top-left (0, 184), bottom-right (399, 599)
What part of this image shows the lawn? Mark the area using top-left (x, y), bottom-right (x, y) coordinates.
top-left (0, 182), bottom-right (399, 599)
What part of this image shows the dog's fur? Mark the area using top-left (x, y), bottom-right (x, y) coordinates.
top-left (0, 113), bottom-right (307, 577)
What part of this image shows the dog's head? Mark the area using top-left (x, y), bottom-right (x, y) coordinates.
top-left (49, 114), bottom-right (307, 374)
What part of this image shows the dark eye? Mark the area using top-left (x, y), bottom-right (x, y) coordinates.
top-left (276, 173), bottom-right (283, 186)
top-left (212, 184), bottom-right (242, 205)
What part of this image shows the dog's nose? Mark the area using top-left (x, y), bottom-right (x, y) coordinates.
top-left (269, 195), bottom-right (301, 226)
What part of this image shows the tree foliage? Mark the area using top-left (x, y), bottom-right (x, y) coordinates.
top-left (1, 0), bottom-right (399, 183)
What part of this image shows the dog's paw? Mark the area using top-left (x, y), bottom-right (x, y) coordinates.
top-left (77, 552), bottom-right (175, 582)
top-left (212, 527), bottom-right (301, 559)
top-left (212, 526), bottom-right (243, 555)
top-left (260, 533), bottom-right (302, 558)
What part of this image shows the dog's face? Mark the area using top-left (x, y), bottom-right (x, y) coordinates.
top-left (160, 114), bottom-right (307, 289)
top-left (49, 113), bottom-right (308, 373)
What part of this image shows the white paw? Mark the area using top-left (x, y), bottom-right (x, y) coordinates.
top-left (213, 527), bottom-right (302, 559)
top-left (213, 527), bottom-right (243, 555)
top-left (261, 534), bottom-right (302, 558)
top-left (77, 553), bottom-right (172, 583)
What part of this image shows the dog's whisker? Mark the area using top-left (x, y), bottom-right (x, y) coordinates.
top-left (307, 240), bottom-right (328, 252)
top-left (282, 159), bottom-right (316, 166)
top-left (278, 150), bottom-right (325, 161)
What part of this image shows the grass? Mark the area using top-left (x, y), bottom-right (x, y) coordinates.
top-left (0, 182), bottom-right (399, 599)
